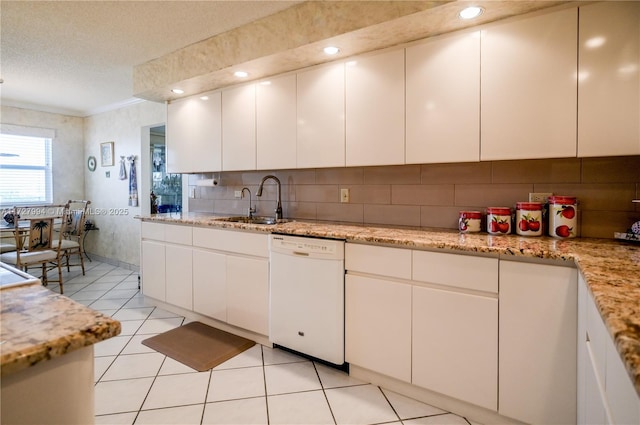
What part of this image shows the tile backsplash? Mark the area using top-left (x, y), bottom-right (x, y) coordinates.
top-left (188, 156), bottom-right (640, 239)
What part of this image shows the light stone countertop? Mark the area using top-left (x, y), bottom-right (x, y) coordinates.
top-left (141, 212), bottom-right (640, 396)
top-left (0, 284), bottom-right (121, 376)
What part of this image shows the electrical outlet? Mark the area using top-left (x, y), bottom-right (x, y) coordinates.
top-left (234, 190), bottom-right (242, 199)
top-left (529, 192), bottom-right (553, 203)
top-left (340, 188), bottom-right (350, 203)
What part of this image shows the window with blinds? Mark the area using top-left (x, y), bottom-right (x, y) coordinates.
top-left (0, 133), bottom-right (53, 206)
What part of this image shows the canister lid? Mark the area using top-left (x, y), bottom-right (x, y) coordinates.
top-left (486, 207), bottom-right (511, 215)
top-left (459, 211), bottom-right (482, 219)
top-left (516, 202), bottom-right (542, 210)
top-left (548, 195), bottom-right (577, 204)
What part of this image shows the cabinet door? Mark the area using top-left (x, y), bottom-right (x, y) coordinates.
top-left (499, 261), bottom-right (578, 424)
top-left (413, 286), bottom-right (497, 410)
top-left (226, 255), bottom-right (269, 335)
top-left (165, 244), bottom-right (192, 310)
top-left (192, 248), bottom-right (226, 322)
top-left (481, 9), bottom-right (577, 160)
top-left (256, 74), bottom-right (297, 170)
top-left (166, 91), bottom-right (222, 173)
top-left (406, 31), bottom-right (480, 164)
top-left (605, 334), bottom-right (640, 425)
top-left (578, 2), bottom-right (640, 156)
top-left (297, 62), bottom-right (345, 168)
top-left (345, 274), bottom-right (411, 382)
top-left (141, 240), bottom-right (165, 301)
top-left (346, 49), bottom-right (405, 166)
top-left (222, 84), bottom-right (256, 171)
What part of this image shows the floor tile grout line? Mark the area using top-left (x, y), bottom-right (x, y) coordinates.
top-left (313, 361), bottom-right (339, 425)
top-left (260, 345), bottom-right (271, 425)
top-left (378, 386), bottom-right (403, 424)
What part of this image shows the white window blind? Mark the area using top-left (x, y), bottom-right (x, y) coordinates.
top-left (0, 133), bottom-right (53, 206)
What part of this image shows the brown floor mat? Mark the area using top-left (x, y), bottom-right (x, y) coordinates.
top-left (141, 321), bottom-right (255, 372)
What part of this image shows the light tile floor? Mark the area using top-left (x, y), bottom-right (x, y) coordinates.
top-left (46, 261), bottom-right (479, 425)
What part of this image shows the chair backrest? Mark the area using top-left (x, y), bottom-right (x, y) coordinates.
top-left (27, 217), bottom-right (54, 251)
top-left (10, 204), bottom-right (67, 254)
top-left (65, 200), bottom-right (90, 238)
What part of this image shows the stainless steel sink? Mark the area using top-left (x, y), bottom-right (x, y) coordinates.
top-left (216, 216), bottom-right (280, 225)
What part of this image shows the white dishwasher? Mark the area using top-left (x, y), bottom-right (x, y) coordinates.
top-left (269, 234), bottom-right (345, 366)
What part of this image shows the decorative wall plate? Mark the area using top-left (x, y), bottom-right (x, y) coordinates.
top-left (87, 156), bottom-right (97, 171)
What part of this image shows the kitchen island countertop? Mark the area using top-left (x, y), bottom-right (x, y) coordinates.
top-left (1, 284), bottom-right (121, 376)
top-left (139, 212), bottom-right (640, 396)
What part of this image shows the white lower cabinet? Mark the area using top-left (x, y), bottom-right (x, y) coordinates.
top-left (141, 222), bottom-right (192, 305)
top-left (412, 286), bottom-right (497, 411)
top-left (345, 243), bottom-right (588, 421)
top-left (578, 272), bottom-right (640, 425)
top-left (192, 248), bottom-right (226, 322)
top-left (165, 245), bottom-right (192, 310)
top-left (345, 274), bottom-right (412, 382)
top-left (226, 255), bottom-right (269, 336)
top-left (141, 240), bottom-right (166, 301)
top-left (192, 227), bottom-right (270, 336)
top-left (499, 261), bottom-right (578, 424)
top-left (141, 222), bottom-right (269, 337)
top-left (345, 243), bottom-right (497, 409)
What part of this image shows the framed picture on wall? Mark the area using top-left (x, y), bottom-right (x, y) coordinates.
top-left (100, 142), bottom-right (114, 167)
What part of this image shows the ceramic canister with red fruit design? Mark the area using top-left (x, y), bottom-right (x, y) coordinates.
top-left (458, 211), bottom-right (482, 233)
top-left (516, 202), bottom-right (543, 236)
top-left (487, 207), bottom-right (512, 235)
top-left (548, 196), bottom-right (578, 238)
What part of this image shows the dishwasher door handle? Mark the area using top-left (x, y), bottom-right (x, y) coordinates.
top-left (293, 251), bottom-right (310, 256)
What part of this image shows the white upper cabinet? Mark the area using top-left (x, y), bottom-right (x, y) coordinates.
top-left (480, 8), bottom-right (578, 160)
top-left (346, 49), bottom-right (405, 166)
top-left (297, 62), bottom-right (346, 168)
top-left (406, 31), bottom-right (480, 164)
top-left (578, 2), bottom-right (640, 157)
top-left (222, 84), bottom-right (256, 171)
top-left (256, 74), bottom-right (297, 170)
top-left (166, 91), bottom-right (222, 173)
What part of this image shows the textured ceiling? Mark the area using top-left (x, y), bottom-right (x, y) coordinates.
top-left (1, 0), bottom-right (573, 118)
top-left (0, 0), bottom-right (300, 117)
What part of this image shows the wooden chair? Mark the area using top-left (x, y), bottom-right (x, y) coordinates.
top-left (0, 205), bottom-right (67, 293)
top-left (55, 200), bottom-right (90, 275)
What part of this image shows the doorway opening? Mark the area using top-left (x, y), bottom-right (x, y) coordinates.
top-left (149, 126), bottom-right (182, 213)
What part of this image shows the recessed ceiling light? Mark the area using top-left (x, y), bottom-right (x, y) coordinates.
top-left (324, 46), bottom-right (340, 55)
top-left (234, 71), bottom-right (249, 78)
top-left (259, 81), bottom-right (272, 86)
top-left (171, 88), bottom-right (184, 94)
top-left (200, 96), bottom-right (209, 101)
top-left (459, 6), bottom-right (484, 20)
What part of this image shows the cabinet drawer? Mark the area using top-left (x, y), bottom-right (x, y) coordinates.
top-left (345, 243), bottom-right (411, 280)
top-left (193, 227), bottom-right (269, 258)
top-left (412, 250), bottom-right (498, 293)
top-left (141, 222), bottom-right (165, 241)
top-left (164, 224), bottom-right (192, 245)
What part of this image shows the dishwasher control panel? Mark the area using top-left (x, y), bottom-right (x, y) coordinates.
top-left (270, 235), bottom-right (344, 259)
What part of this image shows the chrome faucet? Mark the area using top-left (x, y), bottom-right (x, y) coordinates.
top-left (241, 187), bottom-right (255, 218)
top-left (256, 175), bottom-right (282, 220)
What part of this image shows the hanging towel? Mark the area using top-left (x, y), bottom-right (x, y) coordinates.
top-left (119, 156), bottom-right (127, 180)
top-left (128, 155), bottom-right (138, 207)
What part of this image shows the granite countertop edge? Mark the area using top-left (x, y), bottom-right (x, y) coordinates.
top-left (139, 213), bottom-right (640, 396)
top-left (1, 285), bottom-right (122, 376)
